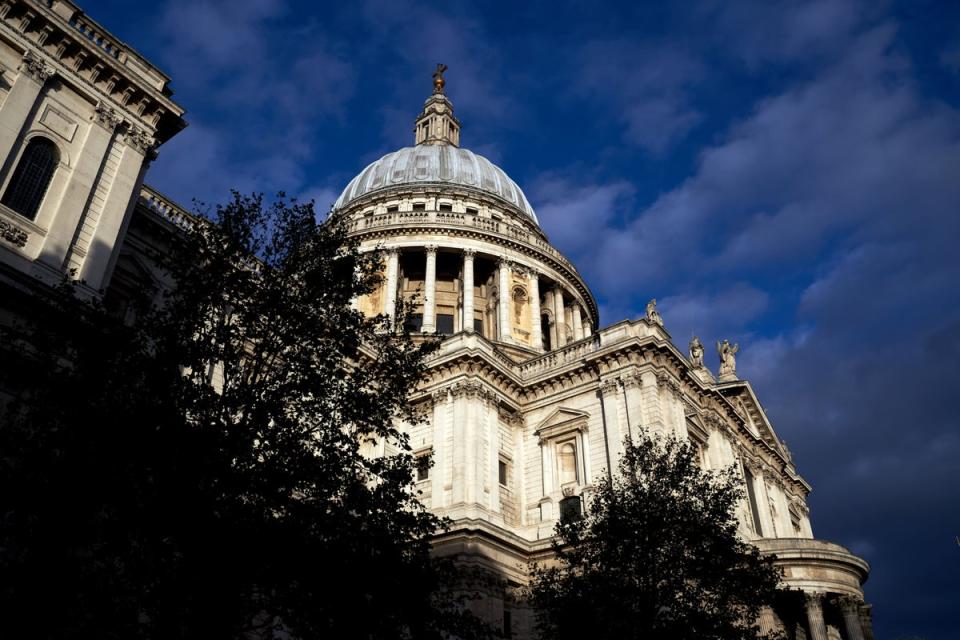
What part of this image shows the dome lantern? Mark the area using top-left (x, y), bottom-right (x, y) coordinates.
top-left (414, 63), bottom-right (461, 147)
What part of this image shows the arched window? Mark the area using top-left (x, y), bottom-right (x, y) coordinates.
top-left (2, 138), bottom-right (59, 221)
top-left (559, 442), bottom-right (578, 485)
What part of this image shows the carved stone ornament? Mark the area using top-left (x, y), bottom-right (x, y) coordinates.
top-left (94, 101), bottom-right (123, 129)
top-left (598, 378), bottom-right (619, 396)
top-left (620, 372), bottom-right (641, 390)
top-left (19, 50), bottom-right (53, 83)
top-left (804, 591), bottom-right (826, 610)
top-left (835, 594), bottom-right (863, 613)
top-left (656, 372), bottom-right (682, 393)
top-left (424, 243), bottom-right (438, 255)
top-left (0, 218), bottom-right (29, 248)
top-left (123, 125), bottom-right (155, 154)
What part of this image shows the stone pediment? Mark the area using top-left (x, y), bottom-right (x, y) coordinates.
top-left (720, 383), bottom-right (792, 463)
top-left (534, 407), bottom-right (589, 443)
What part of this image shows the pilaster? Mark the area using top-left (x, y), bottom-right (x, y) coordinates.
top-left (77, 131), bottom-right (150, 289)
top-left (0, 52), bottom-right (49, 179)
top-left (599, 378), bottom-right (624, 473)
top-left (42, 103), bottom-right (120, 271)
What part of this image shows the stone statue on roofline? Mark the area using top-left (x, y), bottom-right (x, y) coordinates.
top-left (717, 339), bottom-right (739, 379)
top-left (645, 298), bottom-right (663, 326)
top-left (689, 336), bottom-right (705, 368)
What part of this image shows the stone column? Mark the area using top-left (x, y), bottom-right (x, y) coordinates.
top-left (528, 270), bottom-right (542, 351)
top-left (462, 249), bottom-right (475, 332)
top-left (544, 289), bottom-right (557, 349)
top-left (572, 304), bottom-right (584, 340)
top-left (384, 248), bottom-right (399, 323)
top-left (553, 286), bottom-right (566, 348)
top-left (498, 257), bottom-right (511, 342)
top-left (838, 596), bottom-right (866, 640)
top-left (758, 607), bottom-right (781, 636)
top-left (804, 592), bottom-right (829, 640)
top-left (423, 244), bottom-right (438, 333)
top-left (584, 322), bottom-right (592, 337)
top-left (430, 389), bottom-right (449, 508)
top-left (0, 53), bottom-right (49, 175)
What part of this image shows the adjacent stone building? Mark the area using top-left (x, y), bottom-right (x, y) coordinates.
top-left (0, 3), bottom-right (872, 639)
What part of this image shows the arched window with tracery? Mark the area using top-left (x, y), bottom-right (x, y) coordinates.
top-left (2, 137), bottom-right (59, 221)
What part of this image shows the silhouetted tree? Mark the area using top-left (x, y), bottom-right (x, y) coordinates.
top-left (529, 431), bottom-right (783, 640)
top-left (0, 193), bottom-right (490, 639)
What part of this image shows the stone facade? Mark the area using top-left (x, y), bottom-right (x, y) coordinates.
top-left (0, 3), bottom-right (871, 639)
top-left (331, 76), bottom-right (873, 639)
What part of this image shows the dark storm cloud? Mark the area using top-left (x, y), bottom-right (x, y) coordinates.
top-left (534, 11), bottom-right (959, 636)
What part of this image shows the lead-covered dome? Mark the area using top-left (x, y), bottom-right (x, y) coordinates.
top-left (333, 145), bottom-right (538, 223)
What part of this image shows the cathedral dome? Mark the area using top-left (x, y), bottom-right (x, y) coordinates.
top-left (333, 145), bottom-right (538, 223)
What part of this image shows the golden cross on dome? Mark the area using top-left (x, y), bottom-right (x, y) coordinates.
top-left (433, 63), bottom-right (448, 94)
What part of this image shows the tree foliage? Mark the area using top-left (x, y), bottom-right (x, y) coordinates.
top-left (529, 431), bottom-right (783, 640)
top-left (0, 193), bottom-right (489, 639)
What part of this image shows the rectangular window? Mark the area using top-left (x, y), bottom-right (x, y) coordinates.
top-left (412, 202), bottom-right (426, 211)
top-left (473, 318), bottom-right (483, 334)
top-left (559, 495), bottom-right (582, 523)
top-left (436, 313), bottom-right (454, 335)
top-left (404, 313), bottom-right (423, 332)
top-left (438, 203), bottom-right (453, 212)
top-left (498, 460), bottom-right (508, 486)
top-left (466, 207), bottom-right (478, 215)
top-left (416, 455), bottom-right (430, 482)
top-left (386, 204), bottom-right (399, 213)
top-left (503, 610), bottom-right (512, 639)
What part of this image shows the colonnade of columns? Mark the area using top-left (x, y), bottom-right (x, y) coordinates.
top-left (803, 592), bottom-right (867, 640)
top-left (380, 246), bottom-right (591, 351)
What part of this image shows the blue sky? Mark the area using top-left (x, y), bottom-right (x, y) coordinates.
top-left (88, 1), bottom-right (958, 637)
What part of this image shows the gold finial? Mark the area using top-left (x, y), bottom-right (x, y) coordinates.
top-left (432, 63), bottom-right (448, 94)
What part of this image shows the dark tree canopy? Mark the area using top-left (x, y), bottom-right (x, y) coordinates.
top-left (529, 432), bottom-right (783, 640)
top-left (0, 193), bottom-right (489, 639)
